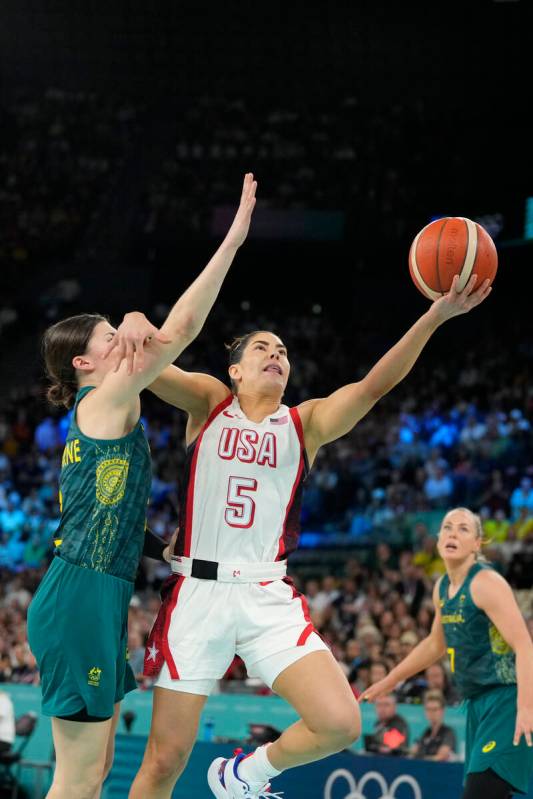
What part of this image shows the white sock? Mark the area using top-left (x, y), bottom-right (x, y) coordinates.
top-left (237, 744), bottom-right (282, 788)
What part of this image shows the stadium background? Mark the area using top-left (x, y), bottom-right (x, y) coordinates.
top-left (0, 1), bottom-right (532, 797)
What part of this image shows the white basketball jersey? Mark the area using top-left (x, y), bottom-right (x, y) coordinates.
top-left (175, 395), bottom-right (308, 563)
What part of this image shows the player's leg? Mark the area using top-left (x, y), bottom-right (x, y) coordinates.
top-left (462, 769), bottom-right (514, 799)
top-left (91, 702), bottom-right (121, 799)
top-left (266, 650), bottom-right (361, 766)
top-left (128, 683), bottom-right (210, 799)
top-left (46, 715), bottom-right (113, 799)
top-left (211, 649), bottom-right (360, 794)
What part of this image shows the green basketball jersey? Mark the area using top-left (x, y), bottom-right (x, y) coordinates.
top-left (54, 386), bottom-right (152, 581)
top-left (439, 562), bottom-right (516, 698)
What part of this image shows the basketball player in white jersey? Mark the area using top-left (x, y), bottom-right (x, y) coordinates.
top-left (108, 253), bottom-right (492, 798)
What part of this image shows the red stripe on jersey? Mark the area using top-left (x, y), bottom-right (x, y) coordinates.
top-left (184, 394), bottom-right (233, 557)
top-left (276, 407), bottom-right (305, 560)
top-left (290, 406), bottom-right (305, 448)
top-left (162, 575), bottom-right (185, 679)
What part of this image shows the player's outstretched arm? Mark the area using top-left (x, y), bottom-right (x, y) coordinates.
top-left (149, 366), bottom-right (230, 421)
top-left (470, 570), bottom-right (533, 747)
top-left (300, 274), bottom-right (491, 454)
top-left (361, 581), bottom-right (447, 703)
top-left (96, 173), bottom-right (257, 406)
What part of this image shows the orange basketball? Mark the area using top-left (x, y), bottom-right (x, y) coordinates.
top-left (408, 217), bottom-right (498, 300)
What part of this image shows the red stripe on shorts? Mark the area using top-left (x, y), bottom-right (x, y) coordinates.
top-left (283, 576), bottom-right (316, 647)
top-left (162, 575), bottom-right (185, 679)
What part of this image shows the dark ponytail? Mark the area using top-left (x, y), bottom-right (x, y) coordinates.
top-left (42, 314), bottom-right (107, 409)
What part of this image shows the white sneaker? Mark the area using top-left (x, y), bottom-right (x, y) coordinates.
top-left (207, 750), bottom-right (283, 798)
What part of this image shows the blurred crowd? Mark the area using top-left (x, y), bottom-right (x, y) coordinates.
top-left (0, 88), bottom-right (141, 330)
top-left (135, 94), bottom-right (504, 261)
top-left (1, 305), bottom-right (533, 692)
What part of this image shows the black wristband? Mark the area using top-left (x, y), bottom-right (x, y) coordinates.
top-left (142, 528), bottom-right (168, 562)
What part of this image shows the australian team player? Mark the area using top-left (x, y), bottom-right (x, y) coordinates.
top-left (363, 508), bottom-right (533, 799)
top-left (26, 174), bottom-right (257, 799)
top-left (106, 259), bottom-right (492, 798)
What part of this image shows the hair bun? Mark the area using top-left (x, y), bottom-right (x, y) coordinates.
top-left (47, 382), bottom-right (76, 409)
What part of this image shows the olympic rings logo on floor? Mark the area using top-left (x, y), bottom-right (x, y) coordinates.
top-left (324, 768), bottom-right (422, 799)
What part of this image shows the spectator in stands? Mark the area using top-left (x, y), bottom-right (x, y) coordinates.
top-left (34, 416), bottom-right (60, 452)
top-left (0, 689), bottom-right (15, 753)
top-left (483, 508), bottom-right (511, 543)
top-left (368, 661), bottom-right (388, 685)
top-left (509, 507), bottom-right (533, 542)
top-left (423, 465), bottom-right (453, 508)
top-left (394, 551), bottom-right (427, 616)
top-left (425, 662), bottom-right (460, 706)
top-left (364, 693), bottom-right (409, 756)
top-left (510, 477), bottom-right (533, 520)
top-left (413, 535), bottom-right (445, 578)
top-left (411, 690), bottom-right (456, 761)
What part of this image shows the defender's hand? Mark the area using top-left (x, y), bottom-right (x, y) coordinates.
top-left (514, 706), bottom-right (533, 747)
top-left (102, 312), bottom-right (171, 375)
top-left (163, 527), bottom-right (179, 564)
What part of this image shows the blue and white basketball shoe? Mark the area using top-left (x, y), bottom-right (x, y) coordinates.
top-left (207, 750), bottom-right (283, 798)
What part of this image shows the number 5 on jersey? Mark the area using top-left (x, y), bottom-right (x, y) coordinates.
top-left (225, 476), bottom-right (258, 528)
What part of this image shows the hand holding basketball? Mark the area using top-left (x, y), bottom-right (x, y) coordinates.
top-left (428, 273), bottom-right (492, 324)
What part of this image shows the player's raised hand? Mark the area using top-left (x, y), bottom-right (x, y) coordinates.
top-left (102, 312), bottom-right (171, 375)
top-left (514, 706), bottom-right (533, 747)
top-left (223, 172), bottom-right (258, 250)
top-left (429, 273), bottom-right (492, 323)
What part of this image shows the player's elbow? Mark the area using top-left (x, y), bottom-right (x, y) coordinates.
top-left (429, 633), bottom-right (447, 660)
top-left (360, 376), bottom-right (393, 405)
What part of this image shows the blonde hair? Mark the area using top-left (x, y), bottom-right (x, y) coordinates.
top-left (442, 507), bottom-right (490, 562)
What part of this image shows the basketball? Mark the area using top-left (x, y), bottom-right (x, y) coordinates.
top-left (408, 217), bottom-right (498, 300)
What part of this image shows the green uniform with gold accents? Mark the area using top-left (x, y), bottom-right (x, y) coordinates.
top-left (440, 562), bottom-right (533, 794)
top-left (27, 387), bottom-right (151, 719)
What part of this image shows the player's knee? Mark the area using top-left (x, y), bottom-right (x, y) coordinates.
top-left (53, 770), bottom-right (103, 799)
top-left (144, 739), bottom-right (193, 782)
top-left (318, 706), bottom-right (361, 747)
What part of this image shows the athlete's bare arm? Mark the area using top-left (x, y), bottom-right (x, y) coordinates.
top-left (299, 274), bottom-right (491, 462)
top-left (84, 174), bottom-right (255, 430)
top-left (361, 580), bottom-right (447, 703)
top-left (149, 366), bottom-right (230, 425)
top-left (470, 570), bottom-right (533, 746)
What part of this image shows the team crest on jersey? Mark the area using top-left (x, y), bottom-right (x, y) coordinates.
top-left (88, 667), bottom-right (102, 687)
top-left (489, 623), bottom-right (512, 655)
top-left (96, 458), bottom-right (129, 505)
top-left (482, 740), bottom-right (496, 753)
top-left (459, 594), bottom-right (466, 603)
